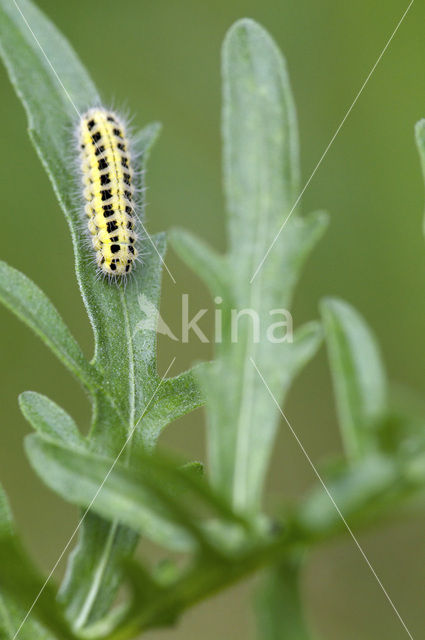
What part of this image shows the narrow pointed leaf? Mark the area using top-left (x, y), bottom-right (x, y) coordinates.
top-left (133, 122), bottom-right (162, 159)
top-left (223, 19), bottom-right (300, 270)
top-left (0, 262), bottom-right (96, 392)
top-left (321, 298), bottom-right (387, 459)
top-left (19, 391), bottom-right (85, 446)
top-left (25, 435), bottom-right (218, 552)
top-left (171, 17), bottom-right (328, 513)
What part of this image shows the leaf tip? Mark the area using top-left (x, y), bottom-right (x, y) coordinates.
top-left (415, 118), bottom-right (425, 143)
top-left (18, 389), bottom-right (33, 410)
top-left (143, 120), bottom-right (163, 144)
top-left (223, 17), bottom-right (272, 53)
top-left (320, 295), bottom-right (345, 315)
top-left (226, 16), bottom-right (259, 33)
top-left (297, 319), bottom-right (323, 342)
top-left (306, 209), bottom-right (330, 237)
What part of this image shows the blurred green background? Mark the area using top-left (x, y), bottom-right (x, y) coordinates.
top-left (1, 0), bottom-right (425, 637)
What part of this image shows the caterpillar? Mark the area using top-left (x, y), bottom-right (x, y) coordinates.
top-left (77, 107), bottom-right (138, 277)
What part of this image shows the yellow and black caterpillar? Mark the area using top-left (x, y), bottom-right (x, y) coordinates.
top-left (78, 108), bottom-right (138, 277)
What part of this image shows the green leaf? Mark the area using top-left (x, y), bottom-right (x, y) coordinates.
top-left (25, 434), bottom-right (193, 552)
top-left (219, 20), bottom-right (326, 509)
top-left (0, 262), bottom-right (96, 392)
top-left (133, 122), bottom-right (162, 160)
top-left (297, 455), bottom-right (400, 538)
top-left (171, 17), bottom-right (328, 514)
top-left (256, 558), bottom-right (315, 640)
top-left (321, 298), bottom-right (387, 459)
top-left (19, 391), bottom-right (85, 446)
top-left (138, 366), bottom-right (205, 447)
top-left (222, 19), bottom-right (300, 263)
top-left (0, 486), bottom-right (73, 639)
top-left (25, 435), bottom-right (246, 553)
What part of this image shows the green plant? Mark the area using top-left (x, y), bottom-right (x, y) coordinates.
top-left (0, 1), bottom-right (424, 638)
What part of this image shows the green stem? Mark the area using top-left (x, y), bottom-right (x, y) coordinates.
top-left (95, 534), bottom-right (299, 640)
top-left (256, 555), bottom-right (315, 640)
